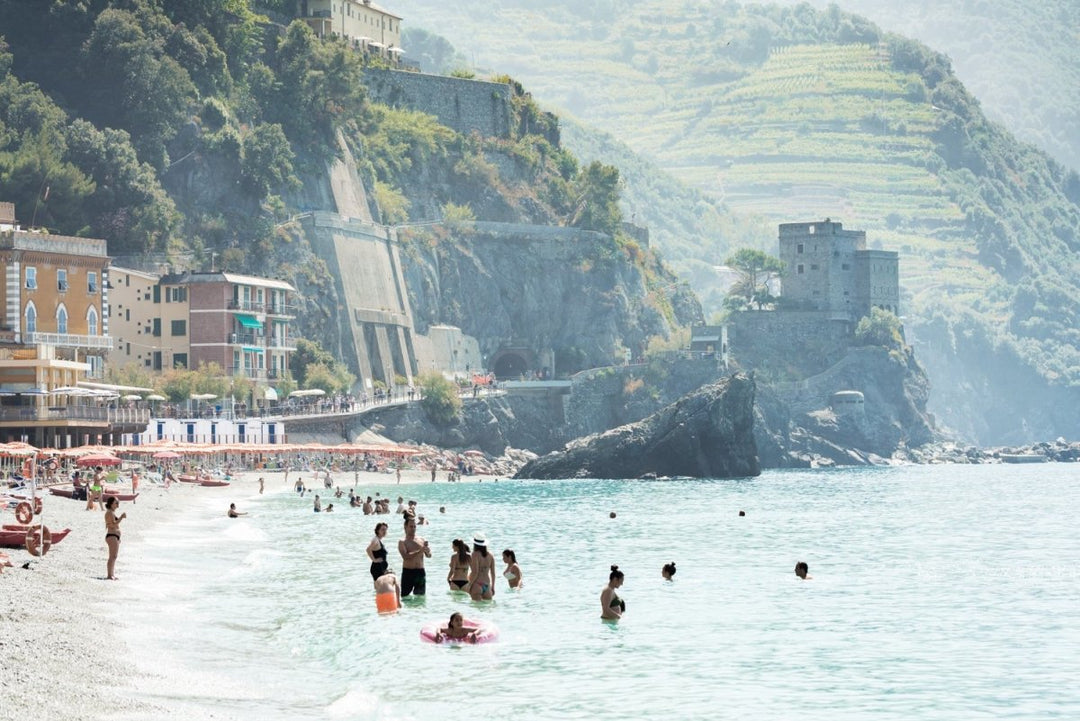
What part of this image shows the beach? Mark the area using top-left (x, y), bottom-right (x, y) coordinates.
top-left (0, 466), bottom-right (448, 721)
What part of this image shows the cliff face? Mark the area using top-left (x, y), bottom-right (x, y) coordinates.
top-left (400, 222), bottom-right (703, 372)
top-left (515, 373), bottom-right (760, 479)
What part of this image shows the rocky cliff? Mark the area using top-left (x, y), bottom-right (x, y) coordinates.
top-left (514, 373), bottom-right (760, 480)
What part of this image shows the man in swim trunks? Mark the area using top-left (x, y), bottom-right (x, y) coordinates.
top-left (398, 516), bottom-right (431, 596)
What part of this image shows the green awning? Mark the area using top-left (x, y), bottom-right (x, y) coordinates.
top-left (241, 346), bottom-right (265, 353)
top-left (235, 313), bottom-right (263, 329)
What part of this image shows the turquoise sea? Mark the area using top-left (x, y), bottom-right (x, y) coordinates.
top-left (122, 465), bottom-right (1080, 720)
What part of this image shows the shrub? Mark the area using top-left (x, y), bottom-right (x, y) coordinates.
top-left (418, 371), bottom-right (462, 425)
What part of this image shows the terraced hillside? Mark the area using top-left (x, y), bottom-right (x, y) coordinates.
top-left (396, 0), bottom-right (1080, 445)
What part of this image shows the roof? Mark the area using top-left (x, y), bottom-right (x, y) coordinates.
top-left (351, 0), bottom-right (402, 20)
top-left (159, 271), bottom-right (296, 292)
top-left (108, 265), bottom-right (160, 282)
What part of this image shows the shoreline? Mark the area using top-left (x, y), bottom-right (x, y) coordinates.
top-left (0, 466), bottom-right (485, 720)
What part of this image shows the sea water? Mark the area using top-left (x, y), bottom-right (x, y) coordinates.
top-left (121, 465), bottom-right (1080, 720)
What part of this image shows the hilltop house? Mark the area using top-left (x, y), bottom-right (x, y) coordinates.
top-left (296, 0), bottom-right (403, 59)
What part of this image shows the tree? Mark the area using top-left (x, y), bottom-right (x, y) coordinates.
top-left (854, 307), bottom-right (905, 349)
top-left (724, 248), bottom-right (784, 309)
top-left (418, 372), bottom-right (461, 426)
top-left (240, 122), bottom-right (299, 197)
top-left (570, 161), bottom-right (622, 235)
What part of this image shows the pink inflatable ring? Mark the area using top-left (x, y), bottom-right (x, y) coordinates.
top-left (420, 618), bottom-right (499, 645)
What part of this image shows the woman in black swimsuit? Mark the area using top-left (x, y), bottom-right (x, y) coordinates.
top-left (366, 522), bottom-right (389, 585)
top-left (600, 565), bottom-right (625, 620)
top-left (447, 539), bottom-right (470, 590)
top-left (104, 496), bottom-right (127, 581)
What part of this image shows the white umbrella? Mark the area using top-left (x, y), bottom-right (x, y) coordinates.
top-left (122, 394), bottom-right (142, 401)
top-left (146, 394), bottom-right (167, 401)
top-left (190, 393), bottom-right (217, 401)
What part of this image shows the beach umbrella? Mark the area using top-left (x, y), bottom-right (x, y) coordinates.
top-left (75, 452), bottom-right (122, 467)
top-left (190, 393), bottom-right (217, 401)
top-left (122, 394), bottom-right (142, 401)
top-left (151, 451), bottom-right (181, 460)
top-left (146, 394), bottom-right (166, 401)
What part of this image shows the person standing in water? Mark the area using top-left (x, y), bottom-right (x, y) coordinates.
top-left (366, 522), bottom-right (390, 585)
top-left (373, 568), bottom-right (401, 614)
top-left (662, 562), bottom-right (677, 580)
top-left (447, 539), bottom-right (470, 591)
top-left (502, 549), bottom-right (522, 589)
top-left (468, 535), bottom-right (496, 601)
top-left (104, 496), bottom-right (127, 580)
top-left (601, 565), bottom-right (625, 620)
top-left (398, 516), bottom-right (431, 596)
top-left (795, 561), bottom-right (812, 580)
top-left (258, 477), bottom-right (265, 495)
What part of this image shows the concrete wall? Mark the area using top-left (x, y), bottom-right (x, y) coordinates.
top-left (363, 68), bottom-right (513, 139)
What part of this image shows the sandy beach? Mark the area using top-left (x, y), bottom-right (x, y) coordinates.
top-left (0, 466), bottom-right (464, 720)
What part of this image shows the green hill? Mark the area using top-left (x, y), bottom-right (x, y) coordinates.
top-left (395, 0), bottom-right (1080, 444)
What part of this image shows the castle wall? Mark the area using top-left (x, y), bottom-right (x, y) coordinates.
top-left (855, 250), bottom-right (900, 316)
top-left (778, 220), bottom-right (865, 312)
top-left (363, 69), bottom-right (513, 139)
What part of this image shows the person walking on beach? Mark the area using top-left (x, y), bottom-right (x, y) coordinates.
top-left (87, 466), bottom-right (105, 511)
top-left (447, 539), bottom-right (470, 591)
top-left (258, 477), bottom-right (264, 495)
top-left (104, 496), bottom-right (127, 580)
top-left (601, 565), bottom-right (625, 620)
top-left (398, 516), bottom-right (431, 596)
top-left (468, 535), bottom-right (496, 601)
top-left (367, 522), bottom-right (390, 585)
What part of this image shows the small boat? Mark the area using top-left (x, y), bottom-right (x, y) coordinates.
top-left (999, 454), bottom-right (1048, 464)
top-left (0, 525), bottom-right (71, 549)
top-left (199, 479), bottom-right (230, 487)
top-left (49, 486), bottom-right (139, 502)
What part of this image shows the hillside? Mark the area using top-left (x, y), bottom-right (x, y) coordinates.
top-left (394, 0), bottom-right (1080, 444)
top-left (0, 0), bottom-right (694, 383)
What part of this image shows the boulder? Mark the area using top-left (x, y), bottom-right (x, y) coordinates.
top-left (514, 373), bottom-right (760, 479)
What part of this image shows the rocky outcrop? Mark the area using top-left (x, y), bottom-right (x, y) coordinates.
top-left (514, 373), bottom-right (759, 479)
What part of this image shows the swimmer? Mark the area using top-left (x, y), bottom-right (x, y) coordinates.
top-left (374, 568), bottom-right (401, 613)
top-left (227, 503), bottom-right (247, 518)
top-left (398, 516), bottom-right (431, 596)
top-left (417, 514), bottom-right (428, 526)
top-left (366, 522), bottom-right (390, 584)
top-left (468, 534), bottom-right (496, 601)
top-left (739, 510), bottom-right (746, 517)
top-left (502, 549), bottom-right (522, 589)
top-left (433, 612), bottom-right (479, 644)
top-left (439, 506), bottom-right (446, 514)
top-left (363, 496), bottom-right (374, 514)
top-left (795, 561), bottom-right (812, 580)
top-left (662, 561), bottom-right (676, 580)
top-left (601, 565), bottom-right (625, 620)
top-left (609, 511), bottom-right (617, 519)
top-left (447, 539), bottom-right (470, 591)
top-left (313, 495), bottom-right (322, 513)
top-left (395, 496), bottom-right (406, 514)
top-left (325, 503), bottom-right (334, 513)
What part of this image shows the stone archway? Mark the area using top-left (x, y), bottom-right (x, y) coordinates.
top-left (492, 352), bottom-right (529, 380)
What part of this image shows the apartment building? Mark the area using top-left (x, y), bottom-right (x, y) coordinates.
top-left (109, 268), bottom-right (297, 384)
top-left (297, 0), bottom-right (403, 58)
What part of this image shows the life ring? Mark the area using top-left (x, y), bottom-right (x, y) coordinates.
top-left (24, 525), bottom-right (52, 556)
top-left (419, 618), bottom-right (499, 645)
top-left (32, 497), bottom-right (42, 515)
top-left (14, 502), bottom-right (33, 525)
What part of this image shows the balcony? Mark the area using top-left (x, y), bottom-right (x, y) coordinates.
top-left (24, 332), bottom-right (113, 350)
top-left (268, 337), bottom-right (296, 352)
top-left (229, 332), bottom-right (264, 346)
top-left (267, 303), bottom-right (297, 317)
top-left (227, 366), bottom-right (267, 379)
top-left (228, 299), bottom-right (265, 313)
top-left (0, 406), bottom-right (149, 424)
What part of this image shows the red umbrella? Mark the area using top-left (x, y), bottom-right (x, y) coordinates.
top-left (151, 451), bottom-right (181, 460)
top-left (75, 453), bottom-right (122, 467)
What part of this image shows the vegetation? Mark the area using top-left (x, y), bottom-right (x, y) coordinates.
top-left (854, 307), bottom-right (905, 350)
top-left (418, 371), bottom-right (461, 425)
top-left (290, 339), bottom-right (355, 393)
top-left (724, 249), bottom-right (784, 310)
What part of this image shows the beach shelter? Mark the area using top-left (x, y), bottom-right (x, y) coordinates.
top-left (75, 452), bottom-right (122, 467)
top-left (151, 450), bottom-right (181, 460)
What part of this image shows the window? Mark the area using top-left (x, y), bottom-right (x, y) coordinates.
top-left (171, 319), bottom-right (187, 336)
top-left (152, 318), bottom-right (161, 337)
top-left (24, 302), bottom-right (36, 333)
top-left (796, 244), bottom-right (804, 254)
top-left (57, 269), bottom-right (68, 292)
top-left (87, 306), bottom-right (98, 336)
top-left (173, 353), bottom-right (188, 369)
top-left (152, 286), bottom-right (160, 303)
top-left (57, 305), bottom-right (68, 334)
top-left (797, 264), bottom-right (804, 274)
top-left (25, 267), bottom-right (37, 289)
top-left (88, 272), bottom-right (98, 293)
top-left (125, 309), bottom-right (130, 321)
top-left (168, 287), bottom-right (187, 302)
top-left (810, 264), bottom-right (819, 270)
top-left (842, 263), bottom-right (850, 270)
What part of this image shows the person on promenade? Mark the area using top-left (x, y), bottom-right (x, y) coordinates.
top-left (104, 496), bottom-right (127, 580)
top-left (433, 612), bottom-right (479, 644)
top-left (228, 503), bottom-right (247, 518)
top-left (502, 549), bottom-right (522, 589)
top-left (367, 522), bottom-right (390, 585)
top-left (601, 565), bottom-right (625, 620)
top-left (468, 534), bottom-right (496, 601)
top-left (374, 568), bottom-right (401, 614)
top-left (662, 562), bottom-right (677, 580)
top-left (795, 562), bottom-right (812, 580)
top-left (258, 477), bottom-right (265, 495)
top-left (313, 495), bottom-right (322, 513)
top-left (447, 539), bottom-right (470, 591)
top-left (398, 515), bottom-right (431, 596)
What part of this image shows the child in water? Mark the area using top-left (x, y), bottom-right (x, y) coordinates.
top-left (434, 612), bottom-right (479, 643)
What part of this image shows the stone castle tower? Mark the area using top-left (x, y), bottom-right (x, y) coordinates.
top-left (777, 219), bottom-right (899, 320)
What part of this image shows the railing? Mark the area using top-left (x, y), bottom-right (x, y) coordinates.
top-left (229, 332), bottom-right (263, 345)
top-left (267, 303), bottom-right (297, 316)
top-left (228, 299), bottom-right (265, 312)
top-left (0, 406), bottom-right (149, 423)
top-left (267, 338), bottom-right (296, 351)
top-left (227, 366), bottom-right (267, 379)
top-left (24, 332), bottom-right (113, 349)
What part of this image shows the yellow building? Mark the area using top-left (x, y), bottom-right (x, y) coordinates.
top-left (0, 202), bottom-right (146, 446)
top-left (297, 0), bottom-right (404, 58)
top-left (109, 266), bottom-right (191, 372)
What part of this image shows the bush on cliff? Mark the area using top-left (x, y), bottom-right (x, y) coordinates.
top-left (854, 307), bottom-right (905, 350)
top-left (419, 372), bottom-right (462, 426)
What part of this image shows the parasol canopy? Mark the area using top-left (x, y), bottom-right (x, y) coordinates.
top-left (146, 394), bottom-right (167, 401)
top-left (75, 452), bottom-right (123, 467)
top-left (151, 451), bottom-right (181, 460)
top-left (122, 394), bottom-right (142, 401)
top-left (190, 393), bottom-right (217, 401)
